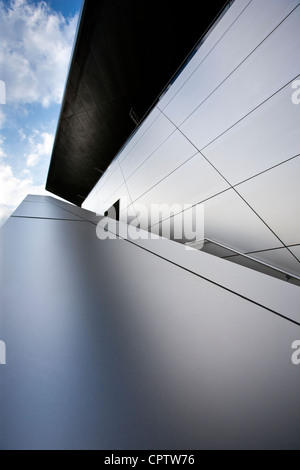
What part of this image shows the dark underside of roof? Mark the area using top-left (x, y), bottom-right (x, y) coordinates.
top-left (46, 0), bottom-right (229, 206)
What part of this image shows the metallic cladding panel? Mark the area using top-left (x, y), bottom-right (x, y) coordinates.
top-left (1, 196), bottom-right (300, 449)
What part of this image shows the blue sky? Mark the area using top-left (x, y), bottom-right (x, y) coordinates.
top-left (0, 0), bottom-right (82, 226)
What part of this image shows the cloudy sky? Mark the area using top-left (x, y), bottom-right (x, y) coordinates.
top-left (0, 0), bottom-right (82, 226)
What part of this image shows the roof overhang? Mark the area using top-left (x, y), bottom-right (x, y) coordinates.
top-left (46, 0), bottom-right (230, 206)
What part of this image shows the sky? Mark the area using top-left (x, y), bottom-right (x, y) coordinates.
top-left (0, 0), bottom-right (82, 226)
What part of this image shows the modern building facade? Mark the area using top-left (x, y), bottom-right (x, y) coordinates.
top-left (1, 0), bottom-right (300, 450)
top-left (80, 0), bottom-right (300, 281)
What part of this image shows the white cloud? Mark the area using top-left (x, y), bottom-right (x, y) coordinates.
top-left (26, 130), bottom-right (54, 167)
top-left (0, 162), bottom-right (49, 226)
top-left (0, 134), bottom-right (6, 158)
top-left (0, 0), bottom-right (78, 107)
top-left (0, 1), bottom-right (78, 226)
top-left (18, 128), bottom-right (26, 141)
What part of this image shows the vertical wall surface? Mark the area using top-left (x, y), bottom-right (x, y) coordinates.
top-left (83, 0), bottom-right (300, 278)
top-left (1, 195), bottom-right (300, 449)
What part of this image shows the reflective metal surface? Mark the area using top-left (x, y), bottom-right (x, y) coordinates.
top-left (1, 196), bottom-right (300, 449)
top-left (83, 0), bottom-right (300, 277)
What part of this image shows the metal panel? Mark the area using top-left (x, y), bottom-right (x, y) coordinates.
top-left (1, 197), bottom-right (300, 450)
top-left (82, 0), bottom-right (300, 278)
top-left (125, 131), bottom-right (198, 203)
top-left (11, 201), bottom-right (85, 221)
top-left (203, 82), bottom-right (300, 185)
top-left (180, 6), bottom-right (300, 150)
top-left (131, 154), bottom-right (230, 222)
top-left (162, 0), bottom-right (300, 126)
top-left (245, 248), bottom-right (300, 278)
top-left (119, 113), bottom-right (176, 180)
top-left (289, 245), bottom-right (300, 261)
top-left (236, 157), bottom-right (300, 246)
top-left (179, 190), bottom-right (283, 252)
top-left (158, 0), bottom-right (253, 110)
